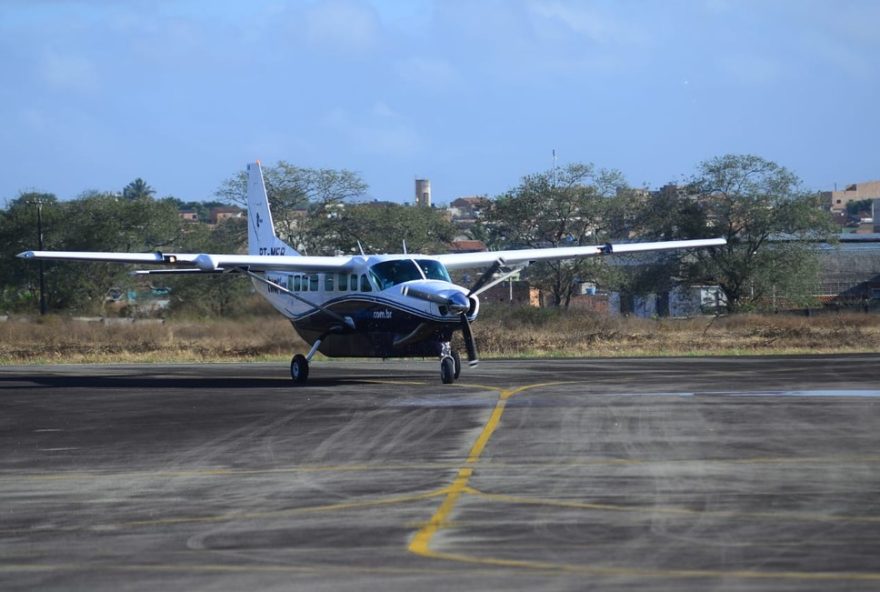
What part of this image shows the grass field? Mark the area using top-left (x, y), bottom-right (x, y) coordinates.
top-left (2, 310), bottom-right (879, 364)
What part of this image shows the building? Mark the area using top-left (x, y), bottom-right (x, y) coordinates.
top-left (823, 181), bottom-right (880, 213)
top-left (449, 196), bottom-right (489, 219)
top-left (479, 280), bottom-right (541, 307)
top-left (178, 210), bottom-right (198, 223)
top-left (449, 239), bottom-right (487, 253)
top-left (209, 206), bottom-right (244, 225)
top-left (816, 236), bottom-right (880, 304)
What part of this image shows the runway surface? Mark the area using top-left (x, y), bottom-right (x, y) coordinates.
top-left (1, 355), bottom-right (879, 591)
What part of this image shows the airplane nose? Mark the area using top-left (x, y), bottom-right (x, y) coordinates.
top-left (447, 292), bottom-right (469, 314)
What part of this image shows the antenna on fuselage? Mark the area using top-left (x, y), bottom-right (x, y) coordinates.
top-left (402, 239), bottom-right (408, 255)
top-left (357, 240), bottom-right (366, 256)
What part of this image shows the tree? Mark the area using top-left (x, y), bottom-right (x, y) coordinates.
top-left (165, 217), bottom-right (253, 317)
top-left (845, 198), bottom-right (873, 217)
top-left (309, 202), bottom-right (457, 256)
top-left (50, 191), bottom-right (184, 312)
top-left (123, 178), bottom-right (155, 201)
top-left (638, 154), bottom-right (835, 312)
top-left (0, 193), bottom-right (61, 312)
top-left (215, 161), bottom-right (368, 253)
top-left (487, 163), bottom-right (630, 307)
top-left (1, 189), bottom-right (184, 314)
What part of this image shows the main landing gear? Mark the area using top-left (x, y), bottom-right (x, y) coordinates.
top-left (290, 339), bottom-right (324, 385)
top-left (290, 354), bottom-right (309, 384)
top-left (439, 342), bottom-right (462, 384)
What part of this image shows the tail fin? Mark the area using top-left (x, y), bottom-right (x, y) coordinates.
top-left (247, 162), bottom-right (298, 256)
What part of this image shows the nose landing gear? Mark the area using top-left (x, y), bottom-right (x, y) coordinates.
top-left (439, 342), bottom-right (462, 384)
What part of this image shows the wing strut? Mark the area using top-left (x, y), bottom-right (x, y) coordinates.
top-left (242, 269), bottom-right (355, 330)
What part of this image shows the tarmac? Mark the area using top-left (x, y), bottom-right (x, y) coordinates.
top-left (1, 355), bottom-right (879, 591)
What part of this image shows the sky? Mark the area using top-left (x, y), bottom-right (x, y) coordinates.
top-left (1, 0), bottom-right (878, 205)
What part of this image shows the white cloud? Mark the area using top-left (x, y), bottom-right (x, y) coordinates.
top-left (527, 0), bottom-right (647, 46)
top-left (321, 105), bottom-right (420, 156)
top-left (38, 49), bottom-right (99, 93)
top-left (304, 0), bottom-right (381, 55)
top-left (395, 56), bottom-right (460, 91)
top-left (718, 53), bottom-right (783, 87)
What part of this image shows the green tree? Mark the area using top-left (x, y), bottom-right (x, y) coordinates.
top-left (165, 217), bottom-right (253, 317)
top-left (845, 198), bottom-right (873, 217)
top-left (487, 163), bottom-right (630, 307)
top-left (216, 161), bottom-right (368, 253)
top-left (638, 154), bottom-right (835, 312)
top-left (51, 191), bottom-right (183, 312)
top-left (310, 202), bottom-right (457, 256)
top-left (0, 193), bottom-right (61, 312)
top-left (1, 190), bottom-right (184, 314)
top-left (123, 178), bottom-right (155, 201)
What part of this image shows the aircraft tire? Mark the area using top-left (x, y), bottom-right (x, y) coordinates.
top-left (291, 354), bottom-right (309, 384)
top-left (451, 351), bottom-right (461, 379)
top-left (440, 356), bottom-right (455, 384)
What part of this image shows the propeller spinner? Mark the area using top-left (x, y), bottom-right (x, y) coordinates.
top-left (403, 266), bottom-right (500, 368)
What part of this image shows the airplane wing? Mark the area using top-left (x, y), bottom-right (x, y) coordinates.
top-left (433, 238), bottom-right (726, 270)
top-left (16, 250), bottom-right (357, 273)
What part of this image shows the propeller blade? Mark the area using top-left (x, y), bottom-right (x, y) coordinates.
top-left (467, 259), bottom-right (503, 297)
top-left (460, 313), bottom-right (479, 366)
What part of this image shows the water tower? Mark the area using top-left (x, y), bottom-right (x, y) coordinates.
top-left (415, 179), bottom-right (431, 207)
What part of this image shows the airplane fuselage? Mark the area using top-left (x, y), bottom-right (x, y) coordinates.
top-left (253, 254), bottom-right (478, 358)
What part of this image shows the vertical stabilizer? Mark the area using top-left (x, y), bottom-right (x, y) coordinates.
top-left (247, 162), bottom-right (298, 256)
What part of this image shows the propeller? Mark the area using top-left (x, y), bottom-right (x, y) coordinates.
top-left (403, 285), bottom-right (479, 365)
top-left (404, 260), bottom-right (505, 368)
top-left (454, 259), bottom-right (507, 367)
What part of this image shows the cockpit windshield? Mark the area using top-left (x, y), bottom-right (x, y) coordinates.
top-left (369, 258), bottom-right (452, 290)
top-left (415, 259), bottom-right (451, 282)
top-left (370, 259), bottom-right (423, 290)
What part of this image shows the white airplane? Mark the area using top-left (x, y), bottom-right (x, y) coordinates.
top-left (19, 162), bottom-right (725, 384)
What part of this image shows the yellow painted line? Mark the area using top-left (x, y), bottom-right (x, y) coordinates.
top-left (406, 380), bottom-right (880, 582)
top-left (478, 454), bottom-right (880, 469)
top-left (0, 488), bottom-right (450, 535)
top-left (408, 382), bottom-right (569, 556)
top-left (0, 462), bottom-right (464, 482)
top-left (0, 562), bottom-right (514, 576)
top-left (6, 454), bottom-right (878, 483)
top-left (466, 489), bottom-right (880, 524)
top-left (414, 549), bottom-right (880, 582)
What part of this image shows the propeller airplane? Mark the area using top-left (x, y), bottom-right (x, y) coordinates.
top-left (18, 162), bottom-right (726, 384)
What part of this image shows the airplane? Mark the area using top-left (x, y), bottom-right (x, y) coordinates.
top-left (18, 162), bottom-right (726, 384)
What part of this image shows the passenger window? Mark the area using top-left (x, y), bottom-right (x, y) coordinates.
top-left (351, 274), bottom-right (358, 291)
top-left (338, 272), bottom-right (348, 291)
top-left (325, 273), bottom-right (334, 291)
top-left (360, 274), bottom-right (372, 292)
top-left (294, 275), bottom-right (301, 291)
top-left (310, 274), bottom-right (319, 291)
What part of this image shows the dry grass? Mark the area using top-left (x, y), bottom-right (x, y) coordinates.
top-left (0, 316), bottom-right (305, 364)
top-left (474, 310), bottom-right (880, 357)
top-left (1, 311), bottom-right (879, 364)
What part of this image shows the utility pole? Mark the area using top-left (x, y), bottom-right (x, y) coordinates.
top-left (31, 198), bottom-right (47, 315)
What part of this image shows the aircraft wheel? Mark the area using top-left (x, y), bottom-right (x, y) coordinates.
top-left (451, 351), bottom-right (461, 379)
top-left (440, 356), bottom-right (455, 384)
top-left (291, 354), bottom-right (309, 384)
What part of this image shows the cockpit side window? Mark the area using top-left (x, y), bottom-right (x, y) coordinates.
top-left (416, 259), bottom-right (451, 282)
